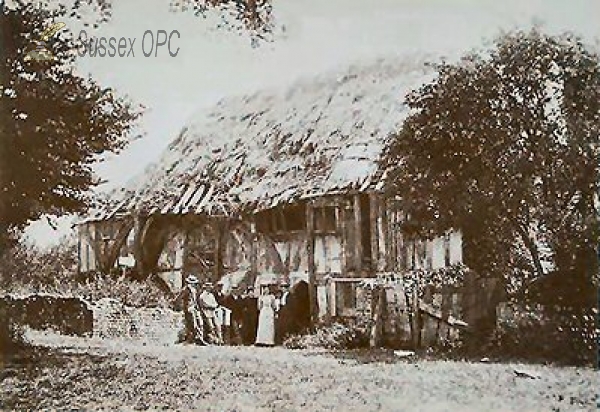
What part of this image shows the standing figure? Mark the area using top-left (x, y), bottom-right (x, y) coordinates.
top-left (214, 281), bottom-right (227, 306)
top-left (214, 281), bottom-right (231, 343)
top-left (174, 275), bottom-right (206, 345)
top-left (255, 285), bottom-right (279, 346)
top-left (241, 286), bottom-right (259, 345)
top-left (223, 285), bottom-right (244, 345)
top-left (276, 281), bottom-right (294, 344)
top-left (292, 281), bottom-right (312, 333)
top-left (199, 282), bottom-right (223, 344)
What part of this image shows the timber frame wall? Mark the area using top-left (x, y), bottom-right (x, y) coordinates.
top-left (78, 191), bottom-right (462, 322)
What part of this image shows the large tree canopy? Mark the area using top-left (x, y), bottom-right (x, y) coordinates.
top-left (0, 0), bottom-right (274, 251)
top-left (385, 30), bottom-right (599, 304)
top-left (0, 3), bottom-right (141, 248)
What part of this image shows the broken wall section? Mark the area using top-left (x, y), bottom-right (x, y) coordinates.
top-left (89, 298), bottom-right (183, 344)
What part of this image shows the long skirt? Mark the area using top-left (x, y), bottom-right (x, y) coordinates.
top-left (183, 309), bottom-right (206, 344)
top-left (255, 307), bottom-right (276, 346)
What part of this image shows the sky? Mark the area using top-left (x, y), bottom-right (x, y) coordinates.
top-left (24, 0), bottom-right (600, 247)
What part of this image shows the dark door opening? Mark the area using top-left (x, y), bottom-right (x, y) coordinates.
top-left (291, 280), bottom-right (311, 331)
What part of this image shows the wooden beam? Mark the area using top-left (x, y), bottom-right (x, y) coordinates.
top-left (79, 223), bottom-right (100, 272)
top-left (306, 202), bottom-right (317, 325)
top-left (337, 206), bottom-right (346, 276)
top-left (391, 209), bottom-right (399, 271)
top-left (444, 231), bottom-right (451, 266)
top-left (411, 287), bottom-right (421, 349)
top-left (104, 217), bottom-right (135, 272)
top-left (398, 211), bottom-right (406, 271)
top-left (222, 219), bottom-right (230, 277)
top-left (369, 193), bottom-right (379, 273)
top-left (249, 217), bottom-right (258, 278)
top-left (92, 222), bottom-right (102, 270)
top-left (77, 227), bottom-right (82, 274)
top-left (278, 207), bottom-right (292, 280)
top-left (132, 213), bottom-right (147, 276)
top-left (181, 223), bottom-right (191, 278)
top-left (353, 194), bottom-right (363, 274)
top-left (214, 219), bottom-right (224, 283)
top-left (380, 200), bottom-right (390, 271)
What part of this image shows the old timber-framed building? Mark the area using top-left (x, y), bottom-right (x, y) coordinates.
top-left (78, 58), bottom-right (463, 322)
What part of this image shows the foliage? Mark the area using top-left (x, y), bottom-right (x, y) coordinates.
top-left (486, 303), bottom-right (598, 366)
top-left (401, 264), bottom-right (471, 296)
top-left (283, 319), bottom-right (371, 350)
top-left (385, 29), bottom-right (600, 301)
top-left (0, 237), bottom-right (169, 308)
top-left (432, 302), bottom-right (597, 366)
top-left (47, 0), bottom-right (274, 41)
top-left (0, 299), bottom-right (25, 353)
top-left (0, 3), bottom-right (141, 232)
top-left (0, 234), bottom-right (78, 290)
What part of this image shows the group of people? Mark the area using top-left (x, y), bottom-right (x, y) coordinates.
top-left (174, 274), bottom-right (310, 347)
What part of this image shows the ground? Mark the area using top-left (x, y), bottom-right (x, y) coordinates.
top-left (1, 331), bottom-right (597, 411)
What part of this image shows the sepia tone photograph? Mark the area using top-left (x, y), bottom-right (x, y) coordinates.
top-left (1, 0), bottom-right (598, 410)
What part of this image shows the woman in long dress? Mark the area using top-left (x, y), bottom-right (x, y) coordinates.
top-left (255, 285), bottom-right (279, 346)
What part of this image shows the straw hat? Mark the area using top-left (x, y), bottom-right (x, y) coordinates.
top-left (185, 274), bottom-right (199, 284)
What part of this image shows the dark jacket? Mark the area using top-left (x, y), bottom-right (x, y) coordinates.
top-left (174, 285), bottom-right (199, 313)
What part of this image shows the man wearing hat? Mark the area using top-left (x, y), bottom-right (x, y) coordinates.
top-left (174, 274), bottom-right (206, 345)
top-left (199, 282), bottom-right (222, 344)
top-left (222, 285), bottom-right (244, 345)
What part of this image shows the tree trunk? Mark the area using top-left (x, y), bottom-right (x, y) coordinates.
top-left (510, 216), bottom-right (546, 278)
top-left (306, 202), bottom-right (317, 326)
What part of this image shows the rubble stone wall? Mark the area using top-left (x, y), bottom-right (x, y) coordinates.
top-left (2, 294), bottom-right (184, 345)
top-left (89, 298), bottom-right (184, 344)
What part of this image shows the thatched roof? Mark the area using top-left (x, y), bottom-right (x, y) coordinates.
top-left (87, 56), bottom-right (433, 221)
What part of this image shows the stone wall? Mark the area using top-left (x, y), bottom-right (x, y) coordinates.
top-left (2, 294), bottom-right (184, 345)
top-left (89, 298), bottom-right (184, 344)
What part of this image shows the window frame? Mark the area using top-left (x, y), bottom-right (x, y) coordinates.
top-left (313, 205), bottom-right (338, 234)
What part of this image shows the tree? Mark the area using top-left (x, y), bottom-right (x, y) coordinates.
top-left (0, 0), bottom-right (277, 246)
top-left (385, 30), bottom-right (599, 306)
top-left (0, 3), bottom-right (141, 249)
top-left (50, 0), bottom-right (274, 39)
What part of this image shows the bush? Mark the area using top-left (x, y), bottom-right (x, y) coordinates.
top-left (70, 272), bottom-right (170, 308)
top-left (436, 303), bottom-right (598, 366)
top-left (283, 319), bottom-right (371, 350)
top-left (484, 304), bottom-right (597, 366)
top-left (1, 237), bottom-right (170, 308)
top-left (0, 300), bottom-right (25, 354)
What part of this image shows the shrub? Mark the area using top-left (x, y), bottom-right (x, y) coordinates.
top-left (71, 272), bottom-right (170, 308)
top-left (1, 237), bottom-right (170, 308)
top-left (0, 300), bottom-right (25, 354)
top-left (284, 319), bottom-right (371, 350)
top-left (484, 304), bottom-right (597, 366)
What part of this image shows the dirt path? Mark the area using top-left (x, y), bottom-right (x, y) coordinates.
top-left (1, 331), bottom-right (597, 411)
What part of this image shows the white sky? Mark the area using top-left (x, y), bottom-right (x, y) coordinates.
top-left (25, 0), bottom-right (600, 247)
